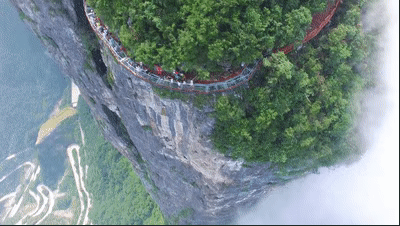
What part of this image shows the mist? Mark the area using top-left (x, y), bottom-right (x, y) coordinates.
top-left (235, 0), bottom-right (399, 224)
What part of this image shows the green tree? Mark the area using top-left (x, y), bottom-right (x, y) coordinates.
top-left (264, 51), bottom-right (294, 80)
top-left (278, 6), bottom-right (312, 47)
top-left (88, 0), bottom-right (321, 74)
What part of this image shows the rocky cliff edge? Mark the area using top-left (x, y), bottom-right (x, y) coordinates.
top-left (10, 0), bottom-right (284, 223)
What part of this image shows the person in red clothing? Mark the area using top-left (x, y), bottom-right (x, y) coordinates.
top-left (156, 65), bottom-right (162, 75)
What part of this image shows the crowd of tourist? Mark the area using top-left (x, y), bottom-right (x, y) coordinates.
top-left (88, 7), bottom-right (193, 84)
top-left (86, 6), bottom-right (247, 87)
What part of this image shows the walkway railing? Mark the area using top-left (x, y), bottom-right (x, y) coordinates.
top-left (274, 0), bottom-right (343, 54)
top-left (83, 0), bottom-right (341, 94)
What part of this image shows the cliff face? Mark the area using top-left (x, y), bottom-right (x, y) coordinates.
top-left (10, 0), bottom-right (284, 223)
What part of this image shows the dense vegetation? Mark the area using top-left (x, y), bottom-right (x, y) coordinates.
top-left (87, 0), bottom-right (329, 79)
top-left (77, 97), bottom-right (165, 225)
top-left (85, 0), bottom-right (373, 172)
top-left (213, 0), bottom-right (371, 170)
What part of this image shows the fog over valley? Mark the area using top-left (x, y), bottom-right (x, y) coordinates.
top-left (236, 0), bottom-right (399, 224)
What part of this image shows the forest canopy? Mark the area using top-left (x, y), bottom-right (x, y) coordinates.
top-left (86, 0), bottom-right (326, 75)
top-left (212, 0), bottom-right (371, 170)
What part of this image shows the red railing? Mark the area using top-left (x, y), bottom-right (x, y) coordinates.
top-left (83, 0), bottom-right (342, 93)
top-left (274, 0), bottom-right (342, 54)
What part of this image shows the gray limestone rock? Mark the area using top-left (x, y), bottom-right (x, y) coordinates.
top-left (9, 0), bottom-right (296, 224)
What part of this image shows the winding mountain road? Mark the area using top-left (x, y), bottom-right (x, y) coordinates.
top-left (66, 143), bottom-right (91, 225)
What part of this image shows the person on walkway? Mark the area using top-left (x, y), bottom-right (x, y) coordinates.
top-left (173, 70), bottom-right (180, 80)
top-left (156, 65), bottom-right (162, 75)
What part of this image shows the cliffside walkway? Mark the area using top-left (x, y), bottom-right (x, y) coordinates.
top-left (83, 0), bottom-right (342, 94)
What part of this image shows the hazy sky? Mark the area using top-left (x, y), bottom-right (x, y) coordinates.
top-left (236, 0), bottom-right (399, 224)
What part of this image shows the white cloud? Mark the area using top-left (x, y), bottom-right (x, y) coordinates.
top-left (235, 0), bottom-right (399, 224)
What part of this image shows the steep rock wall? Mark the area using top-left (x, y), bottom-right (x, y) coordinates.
top-left (10, 0), bottom-right (285, 223)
